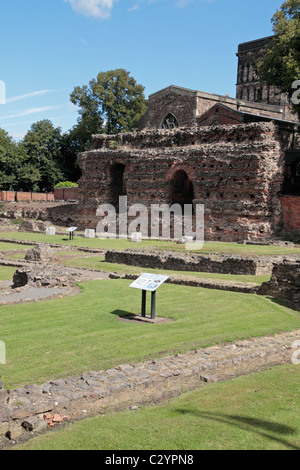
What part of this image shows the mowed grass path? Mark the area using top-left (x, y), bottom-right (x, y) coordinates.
top-left (14, 365), bottom-right (300, 450)
top-left (0, 231), bottom-right (300, 256)
top-left (0, 241), bottom-right (32, 251)
top-left (0, 266), bottom-right (16, 281)
top-left (0, 279), bottom-right (299, 390)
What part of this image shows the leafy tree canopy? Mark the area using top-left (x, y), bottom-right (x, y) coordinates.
top-left (20, 120), bottom-right (64, 192)
top-left (70, 69), bottom-right (148, 135)
top-left (257, 0), bottom-right (300, 117)
top-left (0, 70), bottom-right (148, 192)
top-left (0, 128), bottom-right (20, 190)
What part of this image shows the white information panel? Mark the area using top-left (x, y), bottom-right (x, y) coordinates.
top-left (46, 227), bottom-right (56, 236)
top-left (66, 227), bottom-right (78, 233)
top-left (85, 229), bottom-right (95, 238)
top-left (131, 232), bottom-right (143, 242)
top-left (130, 273), bottom-right (169, 292)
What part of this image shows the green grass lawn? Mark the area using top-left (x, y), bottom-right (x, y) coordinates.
top-left (0, 279), bottom-right (299, 390)
top-left (61, 256), bottom-right (270, 285)
top-left (0, 231), bottom-right (300, 256)
top-left (2, 253), bottom-right (26, 260)
top-left (0, 241), bottom-right (32, 251)
top-left (0, 266), bottom-right (16, 281)
top-left (13, 364), bottom-right (300, 450)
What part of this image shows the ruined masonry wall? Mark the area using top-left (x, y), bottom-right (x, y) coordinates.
top-left (258, 259), bottom-right (300, 310)
top-left (77, 122), bottom-right (285, 242)
top-left (105, 250), bottom-right (274, 276)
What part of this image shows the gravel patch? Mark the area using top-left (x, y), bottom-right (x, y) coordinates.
top-left (0, 286), bottom-right (69, 305)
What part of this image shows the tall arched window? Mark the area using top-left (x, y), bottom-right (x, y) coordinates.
top-left (161, 113), bottom-right (179, 130)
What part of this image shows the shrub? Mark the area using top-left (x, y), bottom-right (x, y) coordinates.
top-left (54, 181), bottom-right (78, 189)
top-left (280, 230), bottom-right (300, 244)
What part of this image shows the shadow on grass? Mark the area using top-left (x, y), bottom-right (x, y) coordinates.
top-left (176, 409), bottom-right (300, 450)
top-left (264, 295), bottom-right (300, 313)
top-left (111, 309), bottom-right (136, 317)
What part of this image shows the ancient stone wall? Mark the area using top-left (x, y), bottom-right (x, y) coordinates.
top-left (105, 250), bottom-right (274, 276)
top-left (77, 122), bottom-right (287, 242)
top-left (258, 259), bottom-right (300, 310)
top-left (281, 196), bottom-right (300, 232)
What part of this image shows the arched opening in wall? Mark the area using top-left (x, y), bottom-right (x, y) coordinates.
top-left (109, 163), bottom-right (127, 212)
top-left (170, 170), bottom-right (194, 210)
top-left (161, 113), bottom-right (179, 130)
top-left (282, 152), bottom-right (300, 196)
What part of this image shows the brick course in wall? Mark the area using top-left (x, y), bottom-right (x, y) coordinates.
top-left (280, 196), bottom-right (300, 232)
top-left (0, 191), bottom-right (54, 202)
top-left (54, 187), bottom-right (79, 201)
top-left (0, 191), bottom-right (15, 202)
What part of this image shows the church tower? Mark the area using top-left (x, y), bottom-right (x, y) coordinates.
top-left (236, 36), bottom-right (287, 107)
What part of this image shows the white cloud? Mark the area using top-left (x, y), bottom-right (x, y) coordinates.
top-left (128, 3), bottom-right (139, 11)
top-left (6, 89), bottom-right (54, 104)
top-left (78, 37), bottom-right (89, 45)
top-left (0, 80), bottom-right (6, 105)
top-left (65, 0), bottom-right (115, 19)
top-left (0, 106), bottom-right (63, 121)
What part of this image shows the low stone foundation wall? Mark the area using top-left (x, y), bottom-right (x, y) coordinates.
top-left (0, 330), bottom-right (298, 446)
top-left (12, 264), bottom-right (78, 289)
top-left (258, 259), bottom-right (300, 310)
top-left (109, 272), bottom-right (259, 294)
top-left (105, 250), bottom-right (274, 276)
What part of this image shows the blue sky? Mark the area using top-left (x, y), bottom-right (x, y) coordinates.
top-left (0, 0), bottom-right (283, 141)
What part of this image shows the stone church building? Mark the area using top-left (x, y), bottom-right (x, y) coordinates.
top-left (138, 36), bottom-right (298, 131)
top-left (75, 37), bottom-right (300, 242)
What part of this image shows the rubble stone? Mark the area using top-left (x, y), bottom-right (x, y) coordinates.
top-left (19, 220), bottom-right (49, 233)
top-left (24, 244), bottom-right (58, 263)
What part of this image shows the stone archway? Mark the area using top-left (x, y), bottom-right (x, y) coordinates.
top-left (170, 169), bottom-right (194, 209)
top-left (109, 163), bottom-right (127, 211)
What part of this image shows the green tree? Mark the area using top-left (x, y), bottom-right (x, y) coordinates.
top-left (59, 115), bottom-right (102, 182)
top-left (70, 69), bottom-right (148, 135)
top-left (21, 120), bottom-right (64, 192)
top-left (0, 128), bottom-right (20, 190)
top-left (257, 0), bottom-right (300, 118)
top-left (17, 164), bottom-right (41, 192)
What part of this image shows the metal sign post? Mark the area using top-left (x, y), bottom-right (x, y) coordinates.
top-left (151, 291), bottom-right (156, 320)
top-left (130, 273), bottom-right (169, 321)
top-left (66, 227), bottom-right (78, 241)
top-left (141, 289), bottom-right (147, 317)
